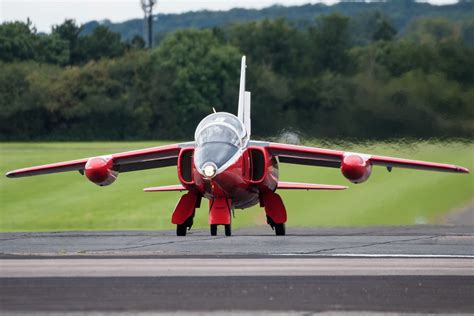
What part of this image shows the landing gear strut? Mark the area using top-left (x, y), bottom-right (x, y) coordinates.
top-left (172, 192), bottom-right (201, 236)
top-left (209, 198), bottom-right (232, 237)
top-left (267, 215), bottom-right (286, 236)
top-left (261, 192), bottom-right (287, 236)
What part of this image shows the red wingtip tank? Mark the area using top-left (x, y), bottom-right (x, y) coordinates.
top-left (84, 157), bottom-right (118, 186)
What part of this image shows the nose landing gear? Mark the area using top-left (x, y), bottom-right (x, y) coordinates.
top-left (210, 224), bottom-right (231, 236)
top-left (209, 198), bottom-right (233, 237)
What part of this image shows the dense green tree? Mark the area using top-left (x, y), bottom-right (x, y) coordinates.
top-left (308, 14), bottom-right (352, 74)
top-left (228, 19), bottom-right (302, 75)
top-left (129, 35), bottom-right (146, 50)
top-left (405, 17), bottom-right (459, 44)
top-left (0, 20), bottom-right (39, 62)
top-left (78, 1), bottom-right (474, 43)
top-left (372, 17), bottom-right (397, 42)
top-left (461, 21), bottom-right (474, 46)
top-left (52, 19), bottom-right (83, 64)
top-left (154, 29), bottom-right (241, 136)
top-left (350, 11), bottom-right (396, 45)
top-left (0, 21), bottom-right (69, 65)
top-left (0, 15), bottom-right (472, 140)
top-left (81, 26), bottom-right (126, 62)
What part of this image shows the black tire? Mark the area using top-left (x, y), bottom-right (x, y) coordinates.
top-left (224, 224), bottom-right (231, 237)
top-left (274, 223), bottom-right (285, 236)
top-left (210, 224), bottom-right (218, 236)
top-left (176, 224), bottom-right (187, 236)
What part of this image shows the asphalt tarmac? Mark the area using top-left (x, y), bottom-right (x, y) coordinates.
top-left (1, 226), bottom-right (473, 314)
top-left (1, 226), bottom-right (473, 257)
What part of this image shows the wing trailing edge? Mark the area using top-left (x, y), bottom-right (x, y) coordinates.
top-left (5, 143), bottom-right (185, 178)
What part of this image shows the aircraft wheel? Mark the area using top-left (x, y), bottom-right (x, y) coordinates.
top-left (176, 224), bottom-right (187, 236)
top-left (274, 223), bottom-right (285, 236)
top-left (224, 224), bottom-right (231, 237)
top-left (210, 224), bottom-right (218, 236)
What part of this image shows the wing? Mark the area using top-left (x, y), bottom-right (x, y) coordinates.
top-left (265, 142), bottom-right (469, 174)
top-left (277, 181), bottom-right (347, 190)
top-left (6, 142), bottom-right (194, 178)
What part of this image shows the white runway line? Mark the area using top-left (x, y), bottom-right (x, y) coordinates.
top-left (1, 258), bottom-right (473, 277)
top-left (276, 253), bottom-right (474, 258)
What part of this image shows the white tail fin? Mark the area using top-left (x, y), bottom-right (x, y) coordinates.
top-left (237, 56), bottom-right (251, 137)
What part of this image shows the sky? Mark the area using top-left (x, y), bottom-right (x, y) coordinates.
top-left (1, 0), bottom-right (459, 33)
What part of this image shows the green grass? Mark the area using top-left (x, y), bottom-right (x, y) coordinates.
top-left (0, 141), bottom-right (473, 232)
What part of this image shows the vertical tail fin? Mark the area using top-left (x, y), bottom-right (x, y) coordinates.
top-left (237, 56), bottom-right (251, 136)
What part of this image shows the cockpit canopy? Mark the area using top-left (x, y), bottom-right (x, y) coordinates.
top-left (195, 113), bottom-right (248, 148)
top-left (194, 112), bottom-right (248, 174)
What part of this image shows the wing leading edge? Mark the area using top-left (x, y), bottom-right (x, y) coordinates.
top-left (277, 181), bottom-right (347, 190)
top-left (267, 142), bottom-right (469, 174)
top-left (6, 143), bottom-right (193, 178)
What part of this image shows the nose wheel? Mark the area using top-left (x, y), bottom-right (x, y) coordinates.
top-left (210, 224), bottom-right (231, 236)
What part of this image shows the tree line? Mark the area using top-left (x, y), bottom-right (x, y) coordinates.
top-left (80, 0), bottom-right (474, 44)
top-left (0, 13), bottom-right (473, 140)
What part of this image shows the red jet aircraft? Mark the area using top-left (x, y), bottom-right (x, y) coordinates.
top-left (6, 57), bottom-right (469, 236)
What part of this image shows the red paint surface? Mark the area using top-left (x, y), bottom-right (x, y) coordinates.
top-left (171, 192), bottom-right (200, 225)
top-left (268, 142), bottom-right (344, 160)
top-left (370, 155), bottom-right (470, 173)
top-left (209, 198), bottom-right (232, 225)
top-left (341, 154), bottom-right (372, 184)
top-left (177, 148), bottom-right (195, 186)
top-left (261, 191), bottom-right (287, 224)
top-left (84, 157), bottom-right (114, 184)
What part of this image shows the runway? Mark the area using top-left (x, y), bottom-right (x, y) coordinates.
top-left (1, 226), bottom-right (473, 257)
top-left (1, 258), bottom-right (473, 277)
top-left (1, 226), bottom-right (473, 313)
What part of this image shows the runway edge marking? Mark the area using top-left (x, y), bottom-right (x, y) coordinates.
top-left (275, 253), bottom-right (474, 258)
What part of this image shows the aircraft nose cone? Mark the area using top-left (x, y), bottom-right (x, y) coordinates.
top-left (202, 162), bottom-right (217, 178)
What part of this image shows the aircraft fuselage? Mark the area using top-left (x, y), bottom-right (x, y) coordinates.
top-left (191, 145), bottom-right (279, 209)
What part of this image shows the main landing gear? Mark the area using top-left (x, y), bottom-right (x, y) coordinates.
top-left (261, 191), bottom-right (287, 236)
top-left (172, 192), bottom-right (201, 237)
top-left (176, 224), bottom-right (187, 236)
top-left (176, 215), bottom-right (194, 236)
top-left (267, 215), bottom-right (286, 236)
top-left (210, 224), bottom-right (231, 236)
top-left (172, 191), bottom-right (288, 237)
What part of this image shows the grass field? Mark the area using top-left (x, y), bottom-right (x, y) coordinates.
top-left (0, 141), bottom-right (473, 232)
